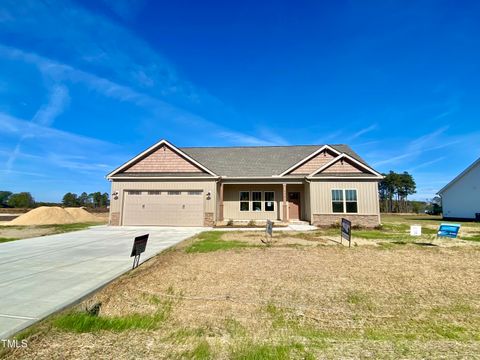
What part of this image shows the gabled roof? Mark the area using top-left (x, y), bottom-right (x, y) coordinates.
top-left (107, 139), bottom-right (380, 179)
top-left (438, 157), bottom-right (480, 194)
top-left (181, 144), bottom-right (368, 177)
top-left (106, 139), bottom-right (218, 179)
top-left (307, 153), bottom-right (383, 178)
top-left (278, 145), bottom-right (341, 176)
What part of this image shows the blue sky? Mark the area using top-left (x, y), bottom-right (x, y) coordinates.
top-left (1, 0), bottom-right (479, 202)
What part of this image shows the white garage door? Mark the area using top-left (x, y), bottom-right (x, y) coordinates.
top-left (122, 190), bottom-right (204, 226)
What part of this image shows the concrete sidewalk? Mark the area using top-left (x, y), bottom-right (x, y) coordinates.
top-left (0, 226), bottom-right (204, 339)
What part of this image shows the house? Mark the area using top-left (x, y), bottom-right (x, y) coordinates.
top-left (106, 139), bottom-right (383, 227)
top-left (438, 157), bottom-right (480, 220)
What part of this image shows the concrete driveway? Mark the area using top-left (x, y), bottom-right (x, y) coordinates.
top-left (0, 226), bottom-right (205, 339)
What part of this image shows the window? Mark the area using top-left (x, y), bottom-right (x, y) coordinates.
top-left (252, 191), bottom-right (262, 211)
top-left (332, 190), bottom-right (344, 213)
top-left (188, 191), bottom-right (202, 195)
top-left (240, 191), bottom-right (249, 211)
top-left (167, 191), bottom-right (181, 195)
top-left (128, 191), bottom-right (142, 195)
top-left (265, 191), bottom-right (275, 211)
top-left (331, 189), bottom-right (358, 213)
top-left (148, 191), bottom-right (161, 195)
top-left (345, 189), bottom-right (358, 213)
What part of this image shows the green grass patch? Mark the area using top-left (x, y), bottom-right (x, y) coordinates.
top-left (0, 237), bottom-right (19, 243)
top-left (460, 233), bottom-right (480, 242)
top-left (231, 341), bottom-right (312, 360)
top-left (48, 222), bottom-right (101, 233)
top-left (185, 231), bottom-right (257, 253)
top-left (53, 311), bottom-right (167, 333)
top-left (53, 298), bottom-right (172, 333)
top-left (182, 339), bottom-right (213, 359)
top-left (225, 318), bottom-right (247, 338)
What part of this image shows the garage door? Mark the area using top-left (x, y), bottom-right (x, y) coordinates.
top-left (122, 190), bottom-right (204, 226)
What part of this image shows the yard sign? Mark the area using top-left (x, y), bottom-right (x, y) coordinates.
top-left (131, 234), bottom-right (149, 269)
top-left (341, 218), bottom-right (352, 247)
top-left (437, 224), bottom-right (461, 239)
top-left (266, 219), bottom-right (273, 236)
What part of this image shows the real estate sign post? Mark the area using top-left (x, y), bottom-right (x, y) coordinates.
top-left (131, 234), bottom-right (149, 269)
top-left (341, 218), bottom-right (352, 248)
top-left (437, 224), bottom-right (461, 239)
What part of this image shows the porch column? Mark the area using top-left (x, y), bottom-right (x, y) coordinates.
top-left (282, 183), bottom-right (288, 222)
top-left (219, 182), bottom-right (224, 221)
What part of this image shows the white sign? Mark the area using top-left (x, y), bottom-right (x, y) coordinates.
top-left (410, 225), bottom-right (422, 236)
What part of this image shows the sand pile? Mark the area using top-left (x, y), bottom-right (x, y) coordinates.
top-left (64, 207), bottom-right (100, 222)
top-left (9, 206), bottom-right (101, 225)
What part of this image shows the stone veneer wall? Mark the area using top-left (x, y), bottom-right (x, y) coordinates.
top-left (110, 212), bottom-right (120, 226)
top-left (312, 214), bottom-right (379, 228)
top-left (204, 212), bottom-right (214, 226)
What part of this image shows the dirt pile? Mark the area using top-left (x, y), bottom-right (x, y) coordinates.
top-left (64, 207), bottom-right (100, 222)
top-left (9, 206), bottom-right (102, 225)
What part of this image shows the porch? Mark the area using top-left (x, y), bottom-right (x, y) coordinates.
top-left (217, 182), bottom-right (310, 224)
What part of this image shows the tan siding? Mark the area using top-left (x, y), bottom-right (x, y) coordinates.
top-left (223, 184), bottom-right (283, 221)
top-left (290, 150), bottom-right (335, 174)
top-left (309, 180), bottom-right (379, 215)
top-left (124, 145), bottom-right (203, 173)
top-left (223, 184), bottom-right (309, 221)
top-left (109, 180), bottom-right (216, 225)
top-left (322, 158), bottom-right (366, 174)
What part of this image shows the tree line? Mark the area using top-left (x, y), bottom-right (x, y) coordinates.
top-left (378, 171), bottom-right (417, 213)
top-left (0, 190), bottom-right (109, 208)
top-left (0, 191), bottom-right (35, 208)
top-left (62, 192), bottom-right (109, 208)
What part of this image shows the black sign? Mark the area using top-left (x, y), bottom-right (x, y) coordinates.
top-left (341, 218), bottom-right (351, 246)
top-left (266, 219), bottom-right (273, 236)
top-left (131, 234), bottom-right (149, 257)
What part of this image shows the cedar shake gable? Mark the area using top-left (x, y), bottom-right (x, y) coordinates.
top-left (123, 145), bottom-right (205, 174)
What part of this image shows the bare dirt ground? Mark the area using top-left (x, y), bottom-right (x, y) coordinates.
top-left (4, 225), bottom-right (480, 360)
top-left (0, 212), bottom-right (108, 240)
top-left (0, 226), bottom-right (60, 239)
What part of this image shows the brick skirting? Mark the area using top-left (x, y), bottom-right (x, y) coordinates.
top-left (204, 212), bottom-right (214, 226)
top-left (312, 214), bottom-right (379, 228)
top-left (110, 212), bottom-right (120, 226)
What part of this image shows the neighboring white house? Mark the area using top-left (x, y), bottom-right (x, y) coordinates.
top-left (438, 157), bottom-right (480, 220)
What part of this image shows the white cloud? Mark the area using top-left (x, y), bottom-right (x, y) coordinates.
top-left (349, 123), bottom-right (377, 141)
top-left (32, 84), bottom-right (70, 127)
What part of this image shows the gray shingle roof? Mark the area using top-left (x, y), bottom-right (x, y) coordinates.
top-left (180, 145), bottom-right (368, 177)
top-left (111, 172), bottom-right (212, 178)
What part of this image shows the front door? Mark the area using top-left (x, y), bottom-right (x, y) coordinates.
top-left (288, 192), bottom-right (301, 220)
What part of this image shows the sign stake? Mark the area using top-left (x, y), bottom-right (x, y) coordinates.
top-left (131, 234), bottom-right (149, 269)
top-left (341, 218), bottom-right (352, 248)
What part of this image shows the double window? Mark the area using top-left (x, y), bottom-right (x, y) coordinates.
top-left (239, 191), bottom-right (275, 212)
top-left (332, 189), bottom-right (358, 213)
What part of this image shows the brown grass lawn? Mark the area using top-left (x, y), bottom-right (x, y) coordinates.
top-left (3, 215), bottom-right (480, 359)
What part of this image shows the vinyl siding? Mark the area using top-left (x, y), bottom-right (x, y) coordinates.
top-left (222, 184), bottom-right (309, 221)
top-left (309, 180), bottom-right (380, 215)
top-left (223, 184), bottom-right (284, 221)
top-left (442, 163), bottom-right (480, 219)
